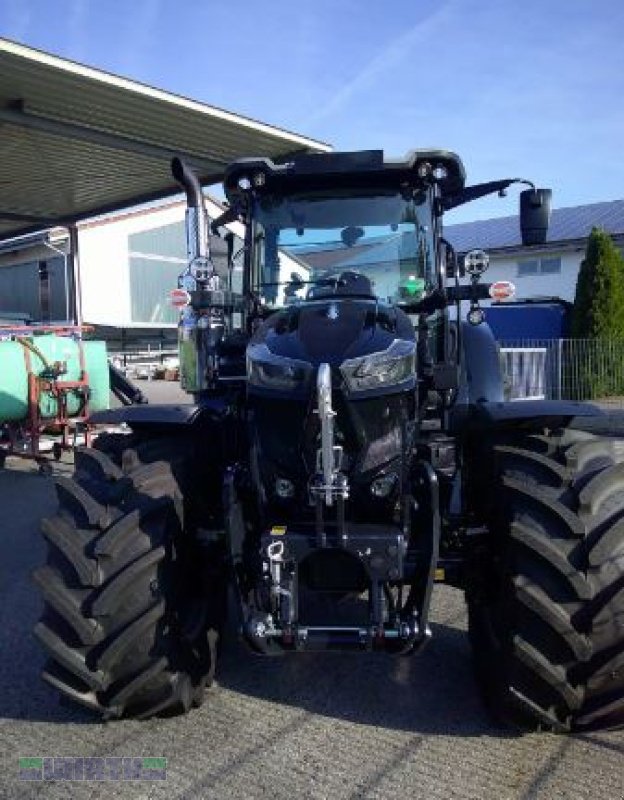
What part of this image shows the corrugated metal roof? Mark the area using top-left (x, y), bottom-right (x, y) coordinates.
top-left (444, 198), bottom-right (624, 253)
top-left (0, 38), bottom-right (331, 240)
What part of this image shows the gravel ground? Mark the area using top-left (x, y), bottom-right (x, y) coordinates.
top-left (1, 383), bottom-right (623, 799)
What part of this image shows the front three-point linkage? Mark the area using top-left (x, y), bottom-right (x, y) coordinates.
top-left (311, 363), bottom-right (349, 548)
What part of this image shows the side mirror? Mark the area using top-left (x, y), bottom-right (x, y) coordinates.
top-left (520, 188), bottom-right (552, 246)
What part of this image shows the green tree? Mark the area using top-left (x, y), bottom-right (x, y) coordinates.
top-left (571, 227), bottom-right (624, 338)
top-left (569, 228), bottom-right (624, 399)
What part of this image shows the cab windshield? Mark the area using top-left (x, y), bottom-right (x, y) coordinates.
top-left (251, 189), bottom-right (435, 308)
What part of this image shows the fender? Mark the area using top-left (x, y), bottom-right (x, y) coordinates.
top-left (89, 397), bottom-right (230, 428)
top-left (450, 398), bottom-right (603, 433)
top-left (456, 321), bottom-right (504, 405)
top-left (451, 321), bottom-right (604, 432)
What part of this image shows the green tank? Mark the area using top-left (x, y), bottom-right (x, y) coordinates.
top-left (0, 335), bottom-right (110, 422)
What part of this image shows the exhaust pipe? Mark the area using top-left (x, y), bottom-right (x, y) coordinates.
top-left (171, 157), bottom-right (209, 267)
top-left (171, 157), bottom-right (203, 208)
top-left (170, 157), bottom-right (222, 397)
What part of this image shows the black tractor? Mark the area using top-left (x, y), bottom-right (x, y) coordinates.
top-left (34, 149), bottom-right (624, 731)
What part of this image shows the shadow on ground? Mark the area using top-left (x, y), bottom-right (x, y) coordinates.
top-left (214, 611), bottom-right (512, 739)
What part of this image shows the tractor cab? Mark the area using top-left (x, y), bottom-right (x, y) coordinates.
top-left (223, 149), bottom-right (463, 313)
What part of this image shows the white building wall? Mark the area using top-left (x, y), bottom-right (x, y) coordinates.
top-left (484, 248), bottom-right (584, 303)
top-left (77, 198), bottom-right (245, 327)
top-left (78, 220), bottom-right (130, 325)
top-left (77, 198), bottom-right (310, 324)
top-left (78, 202), bottom-right (184, 326)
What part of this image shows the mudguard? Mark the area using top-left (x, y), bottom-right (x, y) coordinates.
top-left (456, 321), bottom-right (504, 405)
top-left (450, 398), bottom-right (603, 433)
top-left (451, 321), bottom-right (604, 432)
top-left (89, 397), bottom-right (230, 428)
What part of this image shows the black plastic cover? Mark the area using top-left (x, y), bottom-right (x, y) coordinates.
top-left (89, 399), bottom-right (229, 427)
top-left (456, 322), bottom-right (504, 405)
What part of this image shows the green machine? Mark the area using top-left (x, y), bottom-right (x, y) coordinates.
top-left (0, 334), bottom-right (109, 422)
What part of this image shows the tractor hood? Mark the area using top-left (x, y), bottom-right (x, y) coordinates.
top-left (251, 299), bottom-right (414, 366)
top-left (246, 298), bottom-right (416, 398)
top-left (245, 297), bottom-right (418, 516)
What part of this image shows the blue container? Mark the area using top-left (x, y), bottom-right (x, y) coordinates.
top-left (485, 300), bottom-right (570, 340)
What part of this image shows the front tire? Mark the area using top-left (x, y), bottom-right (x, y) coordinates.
top-left (467, 430), bottom-right (624, 732)
top-left (33, 436), bottom-right (224, 719)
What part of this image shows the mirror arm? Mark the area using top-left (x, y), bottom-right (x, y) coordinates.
top-left (210, 203), bottom-right (243, 233)
top-left (443, 178), bottom-right (535, 211)
top-left (446, 283), bottom-right (491, 303)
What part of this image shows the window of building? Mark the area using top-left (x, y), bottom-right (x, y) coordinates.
top-left (517, 256), bottom-right (561, 278)
top-left (540, 257), bottom-right (562, 274)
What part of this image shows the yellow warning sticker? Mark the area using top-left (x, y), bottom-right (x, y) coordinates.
top-left (434, 567), bottom-right (446, 582)
top-left (270, 526), bottom-right (287, 536)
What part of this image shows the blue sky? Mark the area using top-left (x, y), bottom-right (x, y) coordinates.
top-left (2, 0), bottom-right (623, 223)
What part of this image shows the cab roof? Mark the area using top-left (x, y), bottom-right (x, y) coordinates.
top-left (224, 149), bottom-right (466, 202)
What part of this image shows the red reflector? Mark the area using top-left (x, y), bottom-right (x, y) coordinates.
top-left (489, 281), bottom-right (516, 301)
top-left (169, 288), bottom-right (190, 308)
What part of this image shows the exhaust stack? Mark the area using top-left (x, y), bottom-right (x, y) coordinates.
top-left (170, 158), bottom-right (223, 396)
top-left (171, 157), bottom-right (211, 279)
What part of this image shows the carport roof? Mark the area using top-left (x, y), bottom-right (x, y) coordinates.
top-left (0, 38), bottom-right (331, 240)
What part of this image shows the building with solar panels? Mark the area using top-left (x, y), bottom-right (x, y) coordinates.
top-left (444, 198), bottom-right (624, 304)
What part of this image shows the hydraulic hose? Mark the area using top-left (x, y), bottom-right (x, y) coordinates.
top-left (16, 336), bottom-right (52, 371)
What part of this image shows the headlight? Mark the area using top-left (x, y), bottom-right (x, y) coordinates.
top-left (247, 343), bottom-right (313, 393)
top-left (340, 339), bottom-right (416, 394)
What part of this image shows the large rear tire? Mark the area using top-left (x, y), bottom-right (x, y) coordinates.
top-left (33, 435), bottom-right (225, 719)
top-left (467, 429), bottom-right (624, 732)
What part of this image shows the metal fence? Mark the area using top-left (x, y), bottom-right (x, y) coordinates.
top-left (499, 338), bottom-right (624, 407)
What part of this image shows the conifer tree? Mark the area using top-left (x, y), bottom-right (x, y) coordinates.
top-left (571, 227), bottom-right (624, 338)
top-left (569, 228), bottom-right (624, 398)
